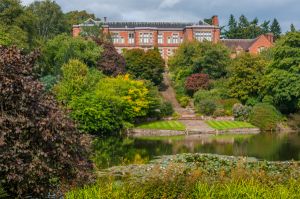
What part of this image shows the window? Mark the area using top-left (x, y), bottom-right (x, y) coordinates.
top-left (128, 33), bottom-right (135, 44)
top-left (194, 31), bottom-right (212, 42)
top-left (158, 33), bottom-right (163, 44)
top-left (158, 48), bottom-right (163, 57)
top-left (167, 49), bottom-right (174, 56)
top-left (139, 32), bottom-right (153, 44)
top-left (258, 46), bottom-right (266, 53)
top-left (112, 32), bottom-right (124, 44)
top-left (167, 33), bottom-right (180, 44)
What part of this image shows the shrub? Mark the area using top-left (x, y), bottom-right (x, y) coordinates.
top-left (94, 39), bottom-right (125, 76)
top-left (193, 89), bottom-right (221, 105)
top-left (213, 109), bottom-right (226, 117)
top-left (185, 73), bottom-right (209, 95)
top-left (197, 99), bottom-right (217, 116)
top-left (160, 101), bottom-right (174, 117)
top-left (262, 95), bottom-right (274, 104)
top-left (216, 98), bottom-right (240, 114)
top-left (0, 46), bottom-right (91, 198)
top-left (179, 96), bottom-right (190, 108)
top-left (249, 103), bottom-right (282, 131)
top-left (233, 103), bottom-right (252, 121)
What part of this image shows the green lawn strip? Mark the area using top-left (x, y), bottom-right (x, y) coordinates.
top-left (206, 120), bottom-right (255, 130)
top-left (136, 120), bottom-right (186, 131)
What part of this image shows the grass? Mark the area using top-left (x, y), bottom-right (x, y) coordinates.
top-left (136, 120), bottom-right (186, 131)
top-left (206, 120), bottom-right (256, 130)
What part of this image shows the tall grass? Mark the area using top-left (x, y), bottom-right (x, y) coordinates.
top-left (66, 163), bottom-right (300, 199)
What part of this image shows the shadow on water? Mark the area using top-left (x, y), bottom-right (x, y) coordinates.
top-left (92, 132), bottom-right (300, 169)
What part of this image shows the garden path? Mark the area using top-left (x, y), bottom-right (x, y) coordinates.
top-left (160, 69), bottom-right (196, 119)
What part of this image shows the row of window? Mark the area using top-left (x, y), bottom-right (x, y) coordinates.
top-left (112, 31), bottom-right (212, 44)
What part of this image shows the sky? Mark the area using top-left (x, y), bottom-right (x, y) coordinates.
top-left (21, 0), bottom-right (299, 32)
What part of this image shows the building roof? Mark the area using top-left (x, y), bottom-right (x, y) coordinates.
top-left (221, 38), bottom-right (258, 51)
top-left (75, 18), bottom-right (213, 29)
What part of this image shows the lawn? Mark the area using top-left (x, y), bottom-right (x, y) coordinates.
top-left (206, 120), bottom-right (256, 130)
top-left (136, 120), bottom-right (186, 131)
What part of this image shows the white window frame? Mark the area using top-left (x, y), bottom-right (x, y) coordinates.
top-left (158, 33), bottom-right (163, 44)
top-left (139, 32), bottom-right (153, 44)
top-left (112, 32), bottom-right (125, 44)
top-left (194, 31), bottom-right (212, 42)
top-left (128, 32), bottom-right (135, 44)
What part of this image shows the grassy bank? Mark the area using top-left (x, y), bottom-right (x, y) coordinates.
top-left (206, 120), bottom-right (255, 130)
top-left (136, 120), bottom-right (186, 131)
top-left (66, 154), bottom-right (300, 199)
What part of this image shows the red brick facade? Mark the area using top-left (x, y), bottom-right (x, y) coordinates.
top-left (73, 16), bottom-right (220, 60)
top-left (73, 16), bottom-right (273, 59)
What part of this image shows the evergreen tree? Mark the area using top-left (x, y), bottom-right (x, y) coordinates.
top-left (237, 15), bottom-right (250, 38)
top-left (270, 18), bottom-right (281, 40)
top-left (261, 20), bottom-right (270, 34)
top-left (290, 23), bottom-right (296, 32)
top-left (225, 14), bottom-right (238, 38)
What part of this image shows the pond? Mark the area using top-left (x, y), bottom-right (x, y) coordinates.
top-left (92, 132), bottom-right (300, 169)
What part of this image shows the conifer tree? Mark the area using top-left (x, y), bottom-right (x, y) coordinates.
top-left (290, 24), bottom-right (296, 32)
top-left (270, 18), bottom-right (281, 40)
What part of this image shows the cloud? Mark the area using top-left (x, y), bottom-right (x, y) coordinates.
top-left (20, 0), bottom-right (299, 31)
top-left (159, 0), bottom-right (182, 8)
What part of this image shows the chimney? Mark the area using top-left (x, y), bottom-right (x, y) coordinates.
top-left (212, 15), bottom-right (219, 26)
top-left (104, 17), bottom-right (107, 23)
top-left (265, 33), bottom-right (274, 44)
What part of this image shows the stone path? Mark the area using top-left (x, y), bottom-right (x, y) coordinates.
top-left (160, 70), bottom-right (196, 119)
top-left (180, 120), bottom-right (215, 134)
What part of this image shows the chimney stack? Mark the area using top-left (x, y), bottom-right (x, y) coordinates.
top-left (212, 15), bottom-right (219, 26)
top-left (265, 33), bottom-right (274, 44)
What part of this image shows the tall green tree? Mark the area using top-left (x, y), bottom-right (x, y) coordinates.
top-left (270, 18), bottom-right (281, 40)
top-left (65, 10), bottom-right (96, 31)
top-left (262, 32), bottom-right (300, 113)
top-left (260, 20), bottom-right (270, 34)
top-left (228, 53), bottom-right (268, 103)
top-left (28, 0), bottom-right (67, 40)
top-left (225, 14), bottom-right (238, 38)
top-left (290, 24), bottom-right (296, 32)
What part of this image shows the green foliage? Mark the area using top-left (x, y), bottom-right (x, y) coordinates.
top-left (65, 10), bottom-right (96, 32)
top-left (178, 96), bottom-right (190, 108)
top-left (124, 48), bottom-right (165, 85)
top-left (55, 62), bottom-right (163, 134)
top-left (249, 103), bottom-right (282, 131)
top-left (224, 14), bottom-right (281, 39)
top-left (262, 32), bottom-right (300, 113)
top-left (160, 101), bottom-right (174, 117)
top-left (39, 74), bottom-right (57, 91)
top-left (228, 53), bottom-right (268, 103)
top-left (0, 185), bottom-right (8, 198)
top-left (196, 99), bottom-right (217, 116)
top-left (27, 0), bottom-right (67, 40)
top-left (39, 34), bottom-right (102, 76)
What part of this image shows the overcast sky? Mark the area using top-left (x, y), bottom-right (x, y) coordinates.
top-left (22, 0), bottom-right (299, 32)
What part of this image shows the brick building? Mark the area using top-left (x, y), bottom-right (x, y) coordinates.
top-left (73, 16), bottom-right (273, 59)
top-left (222, 33), bottom-right (274, 58)
top-left (73, 16), bottom-right (220, 60)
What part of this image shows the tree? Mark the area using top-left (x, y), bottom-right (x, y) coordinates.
top-left (260, 20), bottom-right (270, 34)
top-left (225, 14), bottom-right (238, 38)
top-left (65, 10), bottom-right (96, 31)
top-left (39, 34), bottom-right (102, 76)
top-left (185, 73), bottom-right (209, 94)
top-left (124, 48), bottom-right (165, 85)
top-left (28, 0), bottom-right (67, 40)
top-left (290, 24), bottom-right (296, 32)
top-left (95, 39), bottom-right (125, 76)
top-left (262, 32), bottom-right (300, 113)
top-left (270, 18), bottom-right (281, 40)
top-left (228, 53), bottom-right (268, 103)
top-left (0, 46), bottom-right (91, 198)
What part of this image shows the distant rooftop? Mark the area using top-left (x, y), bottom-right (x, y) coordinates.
top-left (75, 18), bottom-right (214, 29)
top-left (221, 38), bottom-right (258, 51)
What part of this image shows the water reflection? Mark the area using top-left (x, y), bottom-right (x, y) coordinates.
top-left (92, 133), bottom-right (300, 169)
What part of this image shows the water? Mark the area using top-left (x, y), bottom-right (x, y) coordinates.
top-left (92, 133), bottom-right (300, 168)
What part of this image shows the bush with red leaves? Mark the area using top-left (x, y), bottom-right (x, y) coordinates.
top-left (0, 46), bottom-right (92, 198)
top-left (94, 39), bottom-right (125, 76)
top-left (185, 73), bottom-right (210, 94)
